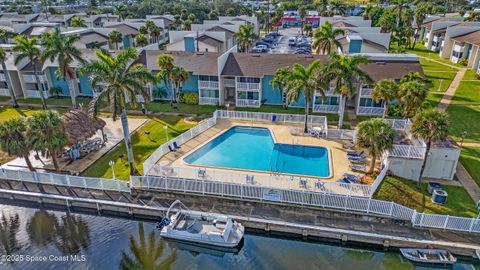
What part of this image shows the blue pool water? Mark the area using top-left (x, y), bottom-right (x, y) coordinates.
top-left (184, 126), bottom-right (330, 177)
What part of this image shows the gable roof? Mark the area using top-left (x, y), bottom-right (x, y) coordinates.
top-left (197, 35), bottom-right (224, 47)
top-left (206, 25), bottom-right (234, 34)
top-left (142, 50), bottom-right (221, 75)
top-left (451, 30), bottom-right (480, 46)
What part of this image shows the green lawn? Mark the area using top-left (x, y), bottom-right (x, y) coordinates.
top-left (0, 106), bottom-right (67, 121)
top-left (83, 115), bottom-right (196, 180)
top-left (450, 81), bottom-right (480, 105)
top-left (420, 58), bottom-right (456, 72)
top-left (424, 70), bottom-right (456, 92)
top-left (446, 105), bottom-right (480, 143)
top-left (463, 70), bottom-right (479, 81)
top-left (374, 176), bottom-right (477, 217)
top-left (460, 147), bottom-right (480, 187)
top-left (17, 97), bottom-right (93, 107)
top-left (406, 43), bottom-right (464, 68)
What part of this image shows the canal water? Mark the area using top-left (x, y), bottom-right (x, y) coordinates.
top-left (0, 204), bottom-right (477, 270)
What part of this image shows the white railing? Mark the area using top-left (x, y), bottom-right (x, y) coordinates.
top-left (199, 97), bottom-right (220, 105)
top-left (23, 74), bottom-right (46, 83)
top-left (236, 82), bottom-right (261, 91)
top-left (215, 110), bottom-right (328, 128)
top-left (326, 129), bottom-right (356, 141)
top-left (0, 168), bottom-right (130, 192)
top-left (223, 78), bottom-right (236, 87)
top-left (369, 162), bottom-right (389, 196)
top-left (25, 90), bottom-right (49, 98)
top-left (359, 87), bottom-right (373, 97)
top-left (236, 99), bottom-right (260, 107)
top-left (313, 104), bottom-right (340, 113)
top-left (412, 212), bottom-right (480, 233)
top-left (357, 106), bottom-right (385, 116)
top-left (198, 80), bottom-right (219, 89)
top-left (0, 88), bottom-right (9, 96)
top-left (388, 144), bottom-right (426, 159)
top-left (0, 73), bottom-right (5, 81)
top-left (384, 118), bottom-right (410, 131)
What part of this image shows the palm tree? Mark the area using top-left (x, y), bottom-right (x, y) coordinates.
top-left (372, 79), bottom-right (398, 118)
top-left (399, 80), bottom-right (428, 117)
top-left (135, 34), bottom-right (148, 47)
top-left (413, 3), bottom-right (433, 48)
top-left (173, 15), bottom-right (182, 30)
top-left (41, 28), bottom-right (84, 108)
top-left (284, 60), bottom-right (323, 133)
top-left (70, 17), bottom-right (87, 27)
top-left (182, 19), bottom-right (192, 31)
top-left (393, 0), bottom-right (409, 27)
top-left (410, 109), bottom-right (450, 187)
top-left (170, 66), bottom-right (189, 102)
top-left (356, 118), bottom-right (395, 174)
top-left (12, 35), bottom-right (47, 110)
top-left (109, 30), bottom-right (123, 50)
top-left (0, 118), bottom-right (35, 171)
top-left (138, 25), bottom-right (148, 35)
top-left (120, 223), bottom-right (176, 269)
top-left (233, 25), bottom-right (258, 53)
top-left (329, 0), bottom-right (347, 16)
top-left (114, 5), bottom-right (129, 21)
top-left (362, 4), bottom-right (374, 20)
top-left (27, 210), bottom-right (58, 246)
top-left (312, 21), bottom-right (345, 54)
top-left (27, 110), bottom-right (68, 173)
top-left (156, 54), bottom-right (175, 104)
top-left (207, 10), bottom-right (218, 20)
top-left (80, 48), bottom-right (157, 175)
top-left (299, 6), bottom-right (307, 36)
top-left (304, 24), bottom-right (313, 37)
top-left (271, 67), bottom-right (291, 109)
top-left (188, 13), bottom-right (196, 23)
top-left (324, 53), bottom-right (372, 128)
top-left (400, 71), bottom-right (423, 84)
top-left (0, 48), bottom-right (17, 107)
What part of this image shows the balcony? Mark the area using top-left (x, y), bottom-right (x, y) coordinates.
top-left (388, 145), bottom-right (426, 159)
top-left (236, 82), bottom-right (260, 91)
top-left (313, 104), bottom-right (339, 113)
top-left (357, 106), bottom-right (385, 116)
top-left (315, 89), bottom-right (339, 96)
top-left (23, 74), bottom-right (46, 84)
top-left (236, 99), bottom-right (260, 107)
top-left (223, 78), bottom-right (235, 87)
top-left (199, 97), bottom-right (219, 105)
top-left (0, 88), bottom-right (9, 96)
top-left (359, 87), bottom-right (372, 97)
top-left (198, 80), bottom-right (219, 89)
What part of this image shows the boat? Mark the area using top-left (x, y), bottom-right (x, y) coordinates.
top-left (157, 200), bottom-right (245, 249)
top-left (400, 248), bottom-right (457, 265)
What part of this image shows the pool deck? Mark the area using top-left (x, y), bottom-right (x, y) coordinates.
top-left (152, 119), bottom-right (366, 191)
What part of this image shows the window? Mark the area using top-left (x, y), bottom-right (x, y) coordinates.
top-left (452, 50), bottom-right (463, 58)
top-left (200, 89), bottom-right (219, 98)
top-left (238, 91), bottom-right (259, 100)
top-left (238, 77), bottom-right (260, 83)
top-left (360, 98), bottom-right (383, 107)
top-left (315, 96), bottom-right (339, 105)
top-left (199, 75), bottom-right (218, 81)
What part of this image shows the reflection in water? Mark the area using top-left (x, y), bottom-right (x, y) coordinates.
top-left (120, 223), bottom-right (177, 270)
top-left (54, 213), bottom-right (90, 255)
top-left (27, 210), bottom-right (58, 246)
top-left (0, 212), bottom-right (20, 255)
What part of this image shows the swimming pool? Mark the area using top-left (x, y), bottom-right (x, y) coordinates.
top-left (184, 126), bottom-right (330, 177)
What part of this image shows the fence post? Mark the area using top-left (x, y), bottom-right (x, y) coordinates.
top-left (389, 201), bottom-right (394, 216)
top-left (443, 215), bottom-right (449, 229)
top-left (468, 218), bottom-right (475, 232)
top-left (366, 198), bottom-right (371, 214)
top-left (411, 210), bottom-right (417, 225)
top-left (66, 175), bottom-right (71, 187)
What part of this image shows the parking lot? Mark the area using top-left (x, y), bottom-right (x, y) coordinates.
top-left (254, 27), bottom-right (312, 55)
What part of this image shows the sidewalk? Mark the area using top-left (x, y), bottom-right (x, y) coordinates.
top-left (456, 163), bottom-right (480, 202)
top-left (438, 68), bottom-right (466, 111)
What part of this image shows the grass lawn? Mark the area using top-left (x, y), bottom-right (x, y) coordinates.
top-left (459, 147), bottom-right (480, 187)
top-left (463, 70), bottom-right (479, 81)
top-left (146, 102), bottom-right (221, 115)
top-left (374, 176), bottom-right (477, 217)
top-left (450, 81), bottom-right (480, 105)
top-left (446, 105), bottom-right (480, 143)
top-left (83, 115), bottom-right (196, 180)
top-left (424, 70), bottom-right (456, 92)
top-left (406, 43), bottom-right (465, 68)
top-left (420, 58), bottom-right (456, 72)
top-left (0, 106), bottom-right (67, 121)
top-left (17, 97), bottom-right (93, 107)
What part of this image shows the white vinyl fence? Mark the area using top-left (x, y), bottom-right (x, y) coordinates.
top-left (368, 163), bottom-right (390, 196)
top-left (0, 168), bottom-right (130, 192)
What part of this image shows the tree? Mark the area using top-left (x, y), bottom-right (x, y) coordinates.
top-left (207, 10), bottom-right (218, 20)
top-left (135, 34), bottom-right (149, 47)
top-left (114, 5), bottom-right (129, 21)
top-left (182, 19), bottom-right (192, 31)
top-left (399, 80), bottom-right (428, 117)
top-left (362, 4), bottom-right (374, 20)
top-left (12, 35), bottom-right (47, 110)
top-left (372, 79), bottom-right (398, 118)
top-left (80, 48), bottom-right (157, 175)
top-left (464, 11), bottom-right (480, 22)
top-left (0, 118), bottom-right (35, 171)
top-left (299, 6), bottom-right (307, 36)
top-left (356, 118), bottom-right (395, 174)
top-left (70, 17), bottom-right (87, 27)
top-left (233, 25), bottom-right (258, 53)
top-left (271, 67), bottom-right (291, 109)
top-left (323, 53), bottom-right (372, 128)
top-left (284, 60), bottom-right (323, 133)
top-left (377, 10), bottom-right (396, 33)
top-left (41, 28), bottom-right (84, 108)
top-left (149, 25), bottom-right (162, 44)
top-left (400, 71), bottom-right (423, 84)
top-left (226, 7), bottom-right (236, 16)
top-left (0, 48), bottom-right (17, 108)
top-left (89, 0), bottom-right (98, 9)
top-left (410, 109), bottom-right (450, 187)
top-left (26, 110), bottom-right (68, 173)
top-left (138, 25), bottom-right (149, 35)
top-left (393, 0), bottom-right (409, 27)
top-left (312, 21), bottom-right (345, 54)
top-left (173, 15), bottom-right (182, 30)
top-left (413, 3), bottom-right (434, 48)
top-left (156, 54), bottom-right (175, 104)
top-left (109, 30), bottom-right (123, 50)
top-left (304, 23), bottom-right (313, 37)
top-left (329, 0), bottom-right (347, 16)
top-left (170, 66), bottom-right (189, 102)
top-left (188, 13), bottom-right (196, 23)
top-left (180, 9), bottom-right (188, 21)
top-left (120, 223), bottom-right (176, 269)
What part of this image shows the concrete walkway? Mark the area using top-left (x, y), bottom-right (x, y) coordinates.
top-left (438, 68), bottom-right (466, 111)
top-left (456, 163), bottom-right (480, 202)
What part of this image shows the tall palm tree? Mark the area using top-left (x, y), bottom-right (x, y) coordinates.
top-left (271, 67), bottom-right (291, 109)
top-left (304, 24), bottom-right (313, 37)
top-left (149, 25), bottom-right (162, 44)
top-left (70, 17), bottom-right (87, 27)
top-left (0, 118), bottom-right (35, 171)
top-left (299, 6), bottom-right (307, 36)
top-left (399, 80), bottom-right (428, 118)
top-left (27, 110), bottom-right (68, 173)
top-left (80, 48), bottom-right (157, 175)
top-left (120, 223), bottom-right (176, 269)
top-left (284, 60), bottom-right (323, 133)
top-left (114, 5), bottom-right (129, 21)
top-left (182, 19), bottom-right (192, 31)
top-left (138, 25), bottom-right (149, 36)
top-left (362, 4), bottom-right (374, 20)
top-left (41, 28), bottom-right (84, 108)
top-left (135, 34), bottom-right (148, 47)
top-left (393, 0), bottom-right (409, 27)
top-left (413, 3), bottom-right (433, 48)
top-left (109, 30), bottom-right (123, 50)
top-left (0, 48), bottom-right (17, 107)
top-left (329, 0), bottom-right (347, 16)
top-left (400, 71), bottom-right (423, 84)
top-left (170, 66), bottom-right (189, 102)
top-left (372, 79), bottom-right (398, 118)
top-left (410, 109), bottom-right (450, 187)
top-left (12, 35), bottom-right (47, 110)
top-left (312, 21), bottom-right (345, 54)
top-left (356, 118), bottom-right (395, 174)
top-left (173, 15), bottom-right (182, 30)
top-left (323, 53), bottom-right (372, 128)
top-left (233, 25), bottom-right (258, 53)
top-left (156, 54), bottom-right (175, 104)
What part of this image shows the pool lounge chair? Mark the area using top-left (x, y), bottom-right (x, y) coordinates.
top-left (347, 150), bottom-right (364, 157)
top-left (272, 115), bottom-right (277, 122)
top-left (246, 175), bottom-right (255, 185)
top-left (343, 173), bottom-right (360, 183)
top-left (350, 164), bottom-right (367, 172)
top-left (348, 156), bottom-right (367, 162)
top-left (197, 169), bottom-right (206, 178)
top-left (168, 145), bottom-right (176, 152)
top-left (343, 142), bottom-right (355, 149)
top-left (337, 178), bottom-right (351, 184)
top-left (299, 179), bottom-right (308, 188)
top-left (173, 142), bottom-right (181, 149)
top-left (315, 180), bottom-right (325, 190)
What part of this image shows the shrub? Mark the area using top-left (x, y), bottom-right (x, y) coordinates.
top-left (179, 92), bottom-right (198, 105)
top-left (458, 58), bottom-right (468, 66)
top-left (387, 104), bottom-right (404, 117)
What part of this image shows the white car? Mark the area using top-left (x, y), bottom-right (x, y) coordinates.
top-left (251, 45), bottom-right (269, 53)
top-left (288, 37), bottom-right (296, 46)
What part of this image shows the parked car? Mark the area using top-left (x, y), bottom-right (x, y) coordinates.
top-left (297, 41), bottom-right (311, 48)
top-left (266, 32), bottom-right (280, 38)
top-left (255, 41), bottom-right (271, 48)
top-left (288, 37), bottom-right (297, 46)
top-left (251, 45), bottom-right (269, 53)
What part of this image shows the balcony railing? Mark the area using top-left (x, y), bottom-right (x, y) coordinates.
top-left (236, 99), bottom-right (260, 107)
top-left (236, 82), bottom-right (260, 91)
top-left (315, 89), bottom-right (339, 96)
top-left (199, 97), bottom-right (219, 105)
top-left (198, 80), bottom-right (219, 89)
top-left (25, 90), bottom-right (49, 98)
top-left (0, 88), bottom-right (9, 96)
top-left (357, 106), bottom-right (385, 116)
top-left (388, 144), bottom-right (426, 159)
top-left (223, 78), bottom-right (236, 87)
top-left (359, 87), bottom-right (372, 97)
top-left (313, 104), bottom-right (340, 113)
top-left (23, 74), bottom-right (46, 84)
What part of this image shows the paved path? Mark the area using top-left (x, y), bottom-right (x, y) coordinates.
top-left (456, 163), bottom-right (480, 202)
top-left (438, 68), bottom-right (466, 111)
top-left (461, 142), bottom-right (480, 147)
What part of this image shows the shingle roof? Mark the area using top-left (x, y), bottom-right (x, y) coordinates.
top-left (22, 25), bottom-right (55, 36)
top-left (142, 50), bottom-right (221, 75)
top-left (452, 30), bottom-right (480, 46)
top-left (197, 35), bottom-right (223, 47)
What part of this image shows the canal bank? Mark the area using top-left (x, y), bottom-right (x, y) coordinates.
top-left (0, 180), bottom-right (479, 260)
